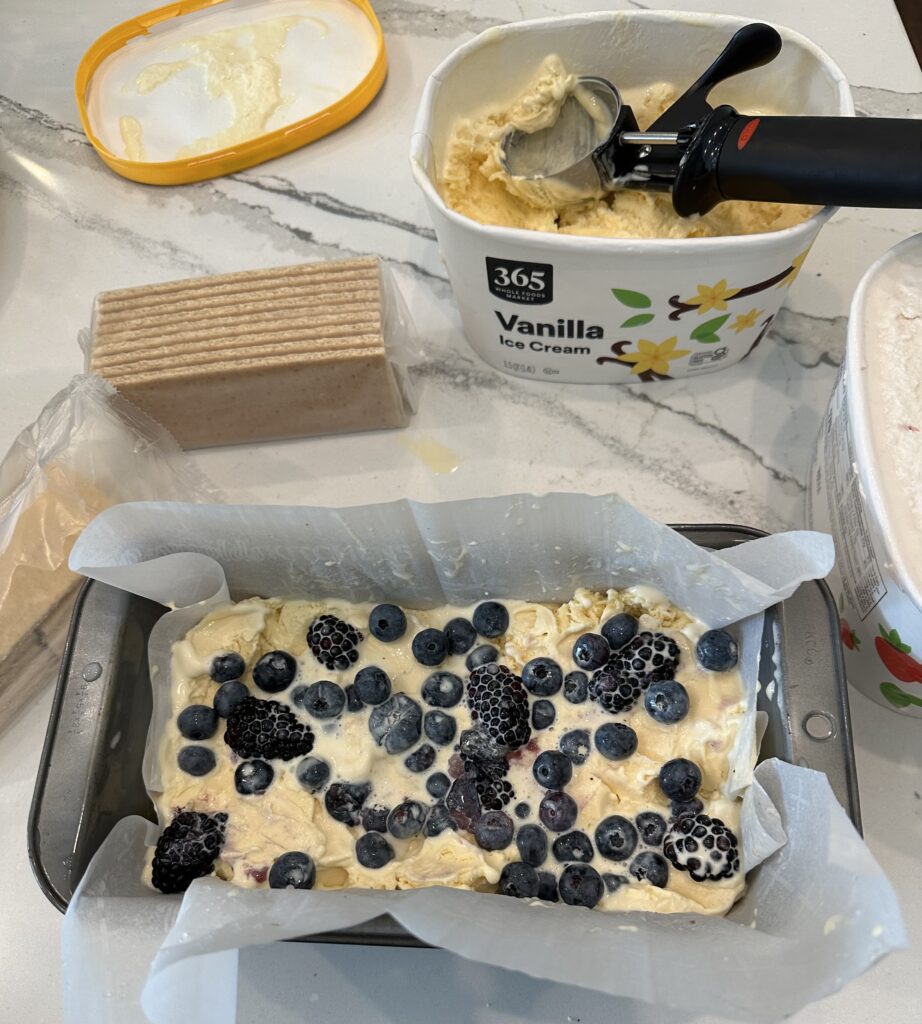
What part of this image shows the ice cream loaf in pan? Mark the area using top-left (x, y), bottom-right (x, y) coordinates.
top-left (89, 258), bottom-right (412, 449)
top-left (152, 587), bottom-right (749, 914)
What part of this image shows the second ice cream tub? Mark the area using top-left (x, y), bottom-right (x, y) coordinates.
top-left (807, 233), bottom-right (922, 718)
top-left (410, 11), bottom-right (850, 384)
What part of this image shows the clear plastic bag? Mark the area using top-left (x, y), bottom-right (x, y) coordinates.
top-left (0, 374), bottom-right (220, 730)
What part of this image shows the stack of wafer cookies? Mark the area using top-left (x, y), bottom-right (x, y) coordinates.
top-left (89, 258), bottom-right (412, 449)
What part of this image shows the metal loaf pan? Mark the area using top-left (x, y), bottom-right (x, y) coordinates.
top-left (28, 524), bottom-right (860, 947)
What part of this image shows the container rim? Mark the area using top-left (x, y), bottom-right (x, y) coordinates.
top-left (409, 9), bottom-right (852, 253)
top-left (844, 231), bottom-right (922, 613)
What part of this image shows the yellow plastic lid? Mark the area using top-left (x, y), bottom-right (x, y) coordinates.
top-left (75, 0), bottom-right (387, 185)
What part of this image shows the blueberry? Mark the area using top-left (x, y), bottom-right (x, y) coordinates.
top-left (421, 671), bottom-right (463, 708)
top-left (177, 746), bottom-right (215, 776)
top-left (603, 872), bottom-right (628, 893)
top-left (361, 805), bottom-right (390, 832)
top-left (356, 832), bottom-right (395, 869)
top-left (594, 722), bottom-right (638, 761)
top-left (368, 603), bottom-right (407, 642)
top-left (412, 628), bottom-right (449, 667)
top-left (213, 680), bottom-right (248, 718)
top-left (368, 694), bottom-right (422, 754)
top-left (552, 830), bottom-right (594, 863)
top-left (301, 681), bottom-right (346, 719)
top-left (324, 782), bottom-right (371, 825)
top-left (253, 650), bottom-right (297, 693)
top-left (210, 652), bottom-right (245, 683)
top-left (465, 645), bottom-right (498, 671)
top-left (404, 744), bottom-right (437, 773)
top-left (531, 700), bottom-right (556, 730)
top-left (696, 629), bottom-right (738, 671)
top-left (514, 802), bottom-right (531, 820)
top-left (532, 750), bottom-right (573, 789)
top-left (444, 617), bottom-right (477, 655)
top-left (630, 851), bottom-right (669, 887)
top-left (387, 800), bottom-right (427, 839)
top-left (572, 633), bottom-right (609, 671)
top-left (345, 684), bottom-right (364, 712)
top-left (426, 772), bottom-right (451, 799)
top-left (177, 704), bottom-right (218, 741)
top-left (269, 851), bottom-right (315, 889)
top-left (521, 657), bottom-right (563, 697)
top-left (290, 685), bottom-right (308, 708)
top-left (659, 758), bottom-right (702, 801)
top-left (472, 601), bottom-right (509, 638)
top-left (670, 797), bottom-right (704, 819)
top-left (234, 759), bottom-right (274, 795)
top-left (539, 791), bottom-right (577, 832)
top-left (636, 811), bottom-right (668, 846)
top-left (601, 613), bottom-right (638, 650)
top-left (563, 671), bottom-right (589, 704)
top-left (516, 823), bottom-right (548, 866)
top-left (536, 870), bottom-right (560, 902)
top-left (559, 729), bottom-right (591, 765)
top-left (499, 862), bottom-right (540, 899)
top-left (473, 810), bottom-right (514, 851)
top-left (353, 665), bottom-right (391, 706)
top-left (558, 864), bottom-right (604, 908)
top-left (424, 710), bottom-right (457, 746)
top-left (595, 815), bottom-right (638, 861)
top-left (425, 802), bottom-right (457, 837)
top-left (295, 756), bottom-right (330, 793)
top-left (644, 680), bottom-right (689, 724)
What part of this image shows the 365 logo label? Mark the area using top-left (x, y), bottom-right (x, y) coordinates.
top-left (486, 257), bottom-right (553, 304)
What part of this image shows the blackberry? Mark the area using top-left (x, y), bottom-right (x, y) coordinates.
top-left (466, 663), bottom-right (531, 751)
top-left (461, 754), bottom-right (515, 810)
top-left (307, 614), bottom-right (363, 671)
top-left (151, 811), bottom-right (227, 894)
top-left (590, 631), bottom-right (680, 714)
top-left (224, 697), bottom-right (314, 761)
top-left (663, 813), bottom-right (740, 882)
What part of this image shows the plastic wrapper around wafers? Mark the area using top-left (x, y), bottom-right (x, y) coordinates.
top-left (63, 494), bottom-right (905, 1023)
top-left (0, 374), bottom-right (220, 732)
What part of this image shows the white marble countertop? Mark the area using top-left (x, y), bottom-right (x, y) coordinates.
top-left (1, 0), bottom-right (921, 1021)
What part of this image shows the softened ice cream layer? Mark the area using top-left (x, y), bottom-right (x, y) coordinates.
top-left (154, 587), bottom-right (751, 913)
top-left (439, 55), bottom-right (815, 239)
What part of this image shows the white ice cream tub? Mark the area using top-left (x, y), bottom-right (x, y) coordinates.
top-left (409, 11), bottom-right (850, 384)
top-left (807, 233), bottom-right (922, 719)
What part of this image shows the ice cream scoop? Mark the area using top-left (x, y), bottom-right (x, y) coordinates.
top-left (501, 22), bottom-right (922, 216)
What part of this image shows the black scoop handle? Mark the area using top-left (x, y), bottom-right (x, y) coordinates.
top-left (673, 105), bottom-right (922, 216)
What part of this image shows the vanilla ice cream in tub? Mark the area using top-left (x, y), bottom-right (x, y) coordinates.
top-left (410, 11), bottom-right (850, 384)
top-left (808, 233), bottom-right (922, 718)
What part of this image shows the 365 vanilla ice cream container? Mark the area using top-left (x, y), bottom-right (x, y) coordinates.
top-left (807, 233), bottom-right (922, 719)
top-left (410, 12), bottom-right (850, 384)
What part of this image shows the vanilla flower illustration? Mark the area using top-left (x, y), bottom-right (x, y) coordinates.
top-left (620, 337), bottom-right (691, 376)
top-left (779, 248), bottom-right (810, 288)
top-left (683, 279), bottom-right (740, 314)
top-left (730, 308), bottom-right (761, 333)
